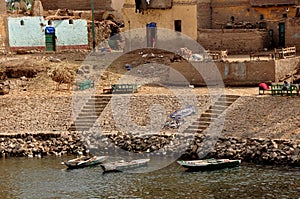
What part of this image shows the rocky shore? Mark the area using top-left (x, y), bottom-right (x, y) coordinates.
top-left (0, 131), bottom-right (299, 166)
top-left (0, 132), bottom-right (85, 158)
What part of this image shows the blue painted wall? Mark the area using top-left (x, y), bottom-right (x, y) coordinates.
top-left (8, 16), bottom-right (88, 48)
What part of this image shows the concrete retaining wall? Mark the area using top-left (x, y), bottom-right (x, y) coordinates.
top-left (167, 57), bottom-right (300, 86)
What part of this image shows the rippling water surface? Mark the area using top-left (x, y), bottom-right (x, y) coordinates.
top-left (0, 156), bottom-right (299, 199)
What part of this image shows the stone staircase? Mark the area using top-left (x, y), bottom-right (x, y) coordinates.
top-left (184, 95), bottom-right (240, 134)
top-left (68, 95), bottom-right (112, 131)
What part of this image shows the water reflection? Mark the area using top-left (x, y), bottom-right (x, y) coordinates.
top-left (0, 157), bottom-right (299, 199)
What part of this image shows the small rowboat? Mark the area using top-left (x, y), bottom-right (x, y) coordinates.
top-left (62, 156), bottom-right (107, 169)
top-left (177, 159), bottom-right (241, 171)
top-left (100, 158), bottom-right (150, 172)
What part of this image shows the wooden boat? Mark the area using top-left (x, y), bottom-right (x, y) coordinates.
top-left (62, 156), bottom-right (107, 169)
top-left (100, 158), bottom-right (150, 172)
top-left (177, 159), bottom-right (241, 171)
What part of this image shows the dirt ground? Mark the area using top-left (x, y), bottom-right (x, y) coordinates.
top-left (2, 50), bottom-right (300, 141)
top-left (0, 49), bottom-right (259, 97)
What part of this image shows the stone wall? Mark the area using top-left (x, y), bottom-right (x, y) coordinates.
top-left (0, 14), bottom-right (8, 54)
top-left (0, 0), bottom-right (5, 12)
top-left (197, 0), bottom-right (212, 29)
top-left (0, 0), bottom-right (8, 54)
top-left (198, 29), bottom-right (269, 54)
top-left (211, 0), bottom-right (251, 29)
top-left (275, 56), bottom-right (300, 82)
top-left (285, 18), bottom-right (300, 50)
top-left (40, 0), bottom-right (112, 11)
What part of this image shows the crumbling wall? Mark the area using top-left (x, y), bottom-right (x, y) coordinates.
top-left (87, 21), bottom-right (112, 48)
top-left (0, 0), bottom-right (5, 12)
top-left (197, 0), bottom-right (212, 29)
top-left (40, 0), bottom-right (113, 11)
top-left (0, 1), bottom-right (7, 54)
top-left (198, 29), bottom-right (269, 54)
top-left (285, 18), bottom-right (300, 50)
top-left (0, 14), bottom-right (8, 54)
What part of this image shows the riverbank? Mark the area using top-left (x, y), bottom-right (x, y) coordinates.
top-left (0, 92), bottom-right (299, 166)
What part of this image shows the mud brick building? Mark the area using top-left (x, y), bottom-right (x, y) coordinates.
top-left (40, 0), bottom-right (113, 11)
top-left (124, 0), bottom-right (300, 53)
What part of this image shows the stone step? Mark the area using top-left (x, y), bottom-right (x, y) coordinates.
top-left (196, 117), bottom-right (215, 122)
top-left (205, 109), bottom-right (223, 114)
top-left (91, 96), bottom-right (112, 100)
top-left (209, 105), bottom-right (228, 111)
top-left (76, 114), bottom-right (99, 119)
top-left (88, 102), bottom-right (110, 106)
top-left (192, 121), bottom-right (211, 126)
top-left (220, 95), bottom-right (240, 100)
top-left (80, 109), bottom-right (105, 113)
top-left (73, 120), bottom-right (96, 125)
top-left (200, 113), bottom-right (219, 118)
top-left (187, 125), bottom-right (208, 130)
top-left (214, 101), bottom-right (233, 107)
top-left (68, 126), bottom-right (92, 131)
top-left (183, 128), bottom-right (203, 134)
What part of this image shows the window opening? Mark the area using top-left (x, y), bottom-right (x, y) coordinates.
top-left (174, 20), bottom-right (182, 32)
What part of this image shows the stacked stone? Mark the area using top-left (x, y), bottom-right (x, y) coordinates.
top-left (0, 132), bottom-right (85, 158)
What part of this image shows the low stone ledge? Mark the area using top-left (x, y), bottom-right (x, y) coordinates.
top-left (0, 131), bottom-right (86, 158)
top-left (1, 131), bottom-right (299, 166)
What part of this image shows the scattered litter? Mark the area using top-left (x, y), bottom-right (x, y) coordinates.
top-left (170, 105), bottom-right (196, 120)
top-left (142, 54), bottom-right (148, 58)
top-left (163, 105), bottom-right (196, 130)
top-left (176, 47), bottom-right (193, 60)
top-left (189, 85), bottom-right (194, 88)
top-left (190, 54), bottom-right (203, 62)
top-left (125, 64), bottom-right (131, 71)
top-left (49, 56), bottom-right (62, 62)
top-left (163, 119), bottom-right (183, 129)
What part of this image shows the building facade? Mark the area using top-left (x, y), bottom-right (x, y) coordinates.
top-left (122, 0), bottom-right (198, 40)
top-left (8, 16), bottom-right (88, 51)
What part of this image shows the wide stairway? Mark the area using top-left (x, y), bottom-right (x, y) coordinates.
top-left (184, 95), bottom-right (240, 134)
top-left (68, 95), bottom-right (112, 131)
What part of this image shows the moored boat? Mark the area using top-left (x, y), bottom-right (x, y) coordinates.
top-left (100, 158), bottom-right (150, 172)
top-left (177, 158), bottom-right (241, 171)
top-left (62, 156), bottom-right (107, 169)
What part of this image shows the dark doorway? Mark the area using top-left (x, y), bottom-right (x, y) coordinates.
top-left (268, 29), bottom-right (274, 48)
top-left (174, 20), bottom-right (182, 32)
top-left (278, 23), bottom-right (285, 47)
top-left (45, 26), bottom-right (56, 51)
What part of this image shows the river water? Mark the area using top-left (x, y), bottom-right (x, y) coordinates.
top-left (0, 156), bottom-right (299, 199)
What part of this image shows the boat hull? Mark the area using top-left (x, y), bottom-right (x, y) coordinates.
top-left (63, 156), bottom-right (107, 169)
top-left (177, 159), bottom-right (241, 171)
top-left (101, 159), bottom-right (150, 173)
